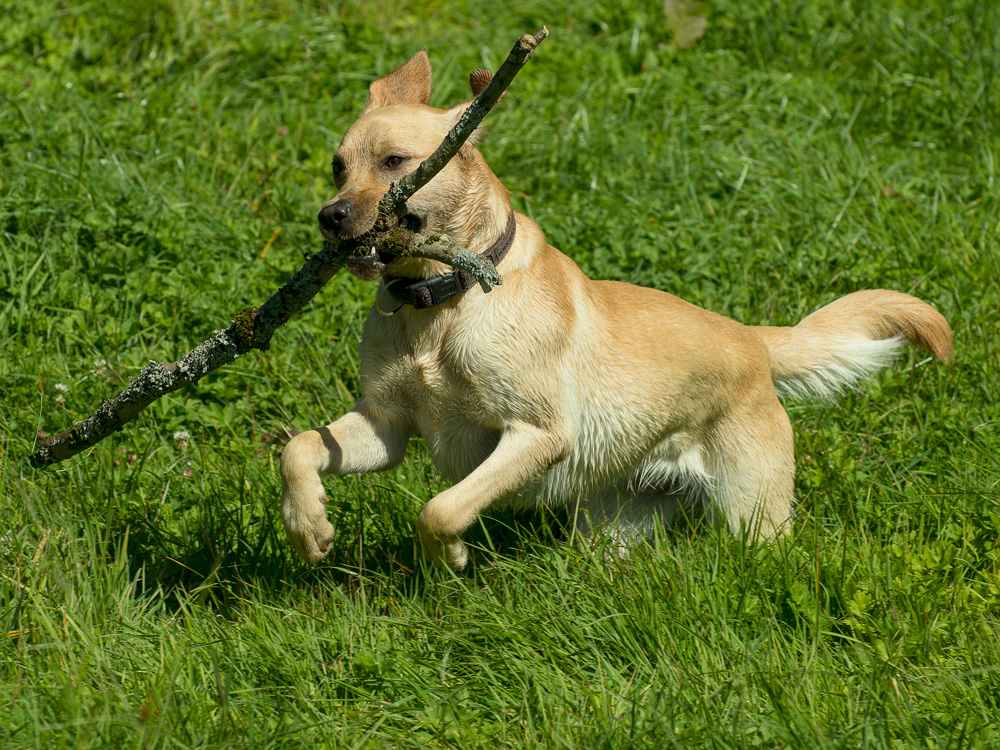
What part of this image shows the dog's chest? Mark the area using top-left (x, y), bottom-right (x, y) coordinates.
top-left (361, 314), bottom-right (505, 478)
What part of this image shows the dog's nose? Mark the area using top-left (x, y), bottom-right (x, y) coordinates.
top-left (318, 200), bottom-right (352, 231)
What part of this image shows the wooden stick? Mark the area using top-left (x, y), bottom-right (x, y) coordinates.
top-left (28, 27), bottom-right (548, 468)
top-left (380, 27), bottom-right (549, 215)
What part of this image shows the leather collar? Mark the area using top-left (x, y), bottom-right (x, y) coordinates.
top-left (383, 210), bottom-right (516, 310)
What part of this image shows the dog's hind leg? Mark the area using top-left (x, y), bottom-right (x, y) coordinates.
top-left (706, 394), bottom-right (796, 540)
top-left (573, 486), bottom-right (687, 554)
top-left (280, 403), bottom-right (409, 565)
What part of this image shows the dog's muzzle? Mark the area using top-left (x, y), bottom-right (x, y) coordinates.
top-left (318, 200), bottom-right (352, 233)
top-left (318, 203), bottom-right (427, 281)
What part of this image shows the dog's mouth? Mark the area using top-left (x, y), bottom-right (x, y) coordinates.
top-left (325, 212), bottom-right (426, 281)
top-left (344, 246), bottom-right (396, 281)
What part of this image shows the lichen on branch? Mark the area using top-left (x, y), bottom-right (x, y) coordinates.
top-left (28, 27), bottom-right (547, 468)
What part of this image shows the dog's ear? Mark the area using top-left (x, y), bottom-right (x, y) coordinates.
top-left (468, 69), bottom-right (505, 101)
top-left (443, 69), bottom-right (504, 155)
top-left (365, 50), bottom-right (433, 110)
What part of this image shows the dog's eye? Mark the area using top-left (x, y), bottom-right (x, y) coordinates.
top-left (332, 159), bottom-right (345, 177)
top-left (385, 155), bottom-right (406, 169)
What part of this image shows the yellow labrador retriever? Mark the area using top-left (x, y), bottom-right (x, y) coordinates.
top-left (280, 51), bottom-right (953, 570)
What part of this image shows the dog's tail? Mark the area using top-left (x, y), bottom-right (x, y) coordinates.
top-left (752, 290), bottom-right (953, 399)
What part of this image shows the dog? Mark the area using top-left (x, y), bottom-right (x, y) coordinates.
top-left (279, 51), bottom-right (953, 570)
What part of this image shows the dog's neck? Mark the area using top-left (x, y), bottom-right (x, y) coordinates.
top-left (390, 157), bottom-right (512, 280)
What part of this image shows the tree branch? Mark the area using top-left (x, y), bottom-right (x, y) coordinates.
top-left (381, 27), bottom-right (549, 215)
top-left (28, 27), bottom-right (547, 469)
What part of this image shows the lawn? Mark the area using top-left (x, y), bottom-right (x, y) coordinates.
top-left (1, 0), bottom-right (999, 747)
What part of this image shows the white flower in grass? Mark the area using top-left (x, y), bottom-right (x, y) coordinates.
top-left (173, 430), bottom-right (190, 450)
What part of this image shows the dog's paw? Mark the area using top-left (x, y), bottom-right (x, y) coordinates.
top-left (282, 489), bottom-right (335, 565)
top-left (419, 531), bottom-right (469, 571)
top-left (442, 537), bottom-right (469, 571)
top-left (416, 508), bottom-right (469, 571)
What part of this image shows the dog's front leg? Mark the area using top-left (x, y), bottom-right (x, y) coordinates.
top-left (280, 404), bottom-right (409, 565)
top-left (416, 420), bottom-right (572, 570)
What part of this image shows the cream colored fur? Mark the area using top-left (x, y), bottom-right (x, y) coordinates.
top-left (280, 52), bottom-right (954, 570)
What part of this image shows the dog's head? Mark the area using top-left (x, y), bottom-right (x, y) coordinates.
top-left (320, 51), bottom-right (506, 281)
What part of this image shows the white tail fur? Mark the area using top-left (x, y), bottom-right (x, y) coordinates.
top-left (753, 290), bottom-right (953, 400)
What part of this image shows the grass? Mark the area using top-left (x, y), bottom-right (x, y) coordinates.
top-left (1, 0), bottom-right (999, 746)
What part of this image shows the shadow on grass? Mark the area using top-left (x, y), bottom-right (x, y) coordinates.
top-left (119, 493), bottom-right (719, 617)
